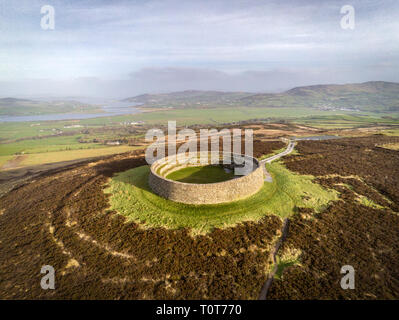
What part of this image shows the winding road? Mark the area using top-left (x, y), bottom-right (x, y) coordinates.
top-left (260, 140), bottom-right (296, 182)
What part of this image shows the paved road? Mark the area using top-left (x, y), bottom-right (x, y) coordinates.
top-left (261, 140), bottom-right (295, 164)
top-left (260, 140), bottom-right (295, 182)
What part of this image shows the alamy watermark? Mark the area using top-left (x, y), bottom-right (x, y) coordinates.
top-left (340, 5), bottom-right (355, 30)
top-left (40, 265), bottom-right (55, 290)
top-left (340, 265), bottom-right (355, 289)
top-left (40, 5), bottom-right (55, 30)
top-left (145, 121), bottom-right (254, 175)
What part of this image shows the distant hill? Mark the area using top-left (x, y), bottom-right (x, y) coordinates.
top-left (123, 81), bottom-right (399, 112)
top-left (238, 81), bottom-right (399, 111)
top-left (0, 97), bottom-right (32, 104)
top-left (0, 98), bottom-right (100, 116)
top-left (286, 81), bottom-right (399, 95)
top-left (123, 90), bottom-right (254, 107)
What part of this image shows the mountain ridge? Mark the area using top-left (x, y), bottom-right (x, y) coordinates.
top-left (122, 81), bottom-right (399, 112)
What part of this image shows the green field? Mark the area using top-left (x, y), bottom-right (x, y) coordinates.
top-left (105, 162), bottom-right (339, 235)
top-left (1, 105), bottom-right (399, 169)
top-left (0, 135), bottom-right (103, 156)
top-left (1, 145), bottom-right (140, 168)
top-left (166, 165), bottom-right (235, 183)
top-left (296, 114), bottom-right (399, 129)
top-left (0, 121), bottom-right (90, 141)
top-left (131, 107), bottom-right (371, 126)
top-left (1, 107), bottom-right (398, 142)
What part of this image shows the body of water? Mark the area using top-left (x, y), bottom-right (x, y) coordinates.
top-left (0, 101), bottom-right (142, 122)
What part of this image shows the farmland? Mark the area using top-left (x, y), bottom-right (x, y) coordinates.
top-left (1, 104), bottom-right (399, 171)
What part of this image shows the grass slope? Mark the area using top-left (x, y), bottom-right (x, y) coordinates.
top-left (105, 162), bottom-right (338, 234)
top-left (2, 145), bottom-right (139, 168)
top-left (0, 98), bottom-right (100, 116)
top-left (166, 165), bottom-right (235, 184)
top-left (0, 135), bottom-right (102, 156)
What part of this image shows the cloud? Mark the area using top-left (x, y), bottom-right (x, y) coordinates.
top-left (3, 65), bottom-right (396, 99)
top-left (128, 67), bottom-right (320, 93)
top-left (0, 0), bottom-right (398, 96)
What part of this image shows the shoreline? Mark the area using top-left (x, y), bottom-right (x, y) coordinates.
top-left (0, 102), bottom-right (142, 123)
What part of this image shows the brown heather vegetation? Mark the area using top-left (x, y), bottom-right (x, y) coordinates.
top-left (0, 147), bottom-right (283, 299)
top-left (268, 135), bottom-right (399, 299)
top-left (1, 134), bottom-right (399, 299)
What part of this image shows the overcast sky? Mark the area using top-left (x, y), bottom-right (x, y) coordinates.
top-left (0, 0), bottom-right (398, 98)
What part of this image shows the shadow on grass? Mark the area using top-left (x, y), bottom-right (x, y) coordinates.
top-left (165, 165), bottom-right (235, 184)
top-left (112, 165), bottom-right (152, 193)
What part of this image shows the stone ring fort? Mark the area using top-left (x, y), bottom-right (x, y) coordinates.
top-left (149, 151), bottom-right (264, 204)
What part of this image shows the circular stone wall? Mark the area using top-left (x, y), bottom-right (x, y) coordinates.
top-left (148, 151), bottom-right (264, 204)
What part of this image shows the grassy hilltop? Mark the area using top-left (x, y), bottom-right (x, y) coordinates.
top-left (105, 162), bottom-right (338, 235)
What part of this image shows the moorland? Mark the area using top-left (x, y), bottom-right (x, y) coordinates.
top-left (1, 81), bottom-right (399, 299)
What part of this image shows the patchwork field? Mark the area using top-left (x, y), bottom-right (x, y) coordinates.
top-left (1, 106), bottom-right (399, 174)
top-left (0, 145), bottom-right (141, 169)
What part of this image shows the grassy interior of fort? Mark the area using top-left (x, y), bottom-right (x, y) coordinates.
top-left (165, 165), bottom-right (235, 184)
top-left (104, 162), bottom-right (339, 235)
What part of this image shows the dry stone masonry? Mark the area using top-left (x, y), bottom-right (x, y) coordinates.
top-left (149, 151), bottom-right (264, 204)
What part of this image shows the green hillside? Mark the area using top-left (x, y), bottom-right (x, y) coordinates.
top-left (123, 81), bottom-right (399, 113)
top-left (0, 98), bottom-right (100, 116)
top-left (123, 90), bottom-right (254, 107)
top-left (237, 81), bottom-right (399, 112)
